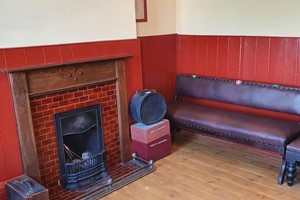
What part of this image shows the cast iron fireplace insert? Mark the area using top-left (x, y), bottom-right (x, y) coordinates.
top-left (54, 104), bottom-right (109, 190)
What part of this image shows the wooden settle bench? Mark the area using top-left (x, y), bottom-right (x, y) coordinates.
top-left (166, 74), bottom-right (300, 185)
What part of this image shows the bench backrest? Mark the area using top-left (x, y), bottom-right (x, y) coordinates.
top-left (175, 74), bottom-right (300, 115)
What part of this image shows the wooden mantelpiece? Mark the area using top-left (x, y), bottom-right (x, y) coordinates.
top-left (6, 55), bottom-right (132, 182)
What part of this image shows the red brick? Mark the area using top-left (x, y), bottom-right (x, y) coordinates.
top-left (38, 116), bottom-right (50, 124)
top-left (48, 102), bottom-right (59, 109)
top-left (102, 96), bottom-right (110, 102)
top-left (59, 100), bottom-right (69, 106)
top-left (74, 91), bottom-right (84, 97)
top-left (45, 121), bottom-right (54, 128)
top-left (84, 101), bottom-right (94, 107)
top-left (79, 96), bottom-right (88, 101)
top-left (107, 100), bottom-right (116, 106)
top-left (43, 110), bottom-right (54, 117)
top-left (35, 123), bottom-right (46, 130)
top-left (103, 106), bottom-right (111, 112)
top-left (46, 133), bottom-right (55, 140)
top-left (54, 107), bottom-right (66, 113)
top-left (107, 90), bottom-right (115, 96)
top-left (40, 167), bottom-right (52, 175)
top-left (63, 93), bottom-right (74, 100)
top-left (75, 102), bottom-right (85, 108)
top-left (48, 182), bottom-right (59, 189)
top-left (88, 94), bottom-right (97, 100)
top-left (42, 178), bottom-right (54, 186)
top-left (53, 96), bottom-right (64, 102)
top-left (108, 110), bottom-right (117, 115)
top-left (48, 143), bottom-right (57, 152)
top-left (42, 98), bottom-right (53, 104)
top-left (39, 127), bottom-right (52, 134)
top-left (37, 105), bottom-right (48, 112)
top-left (97, 92), bottom-right (107, 98)
top-left (36, 135), bottom-right (47, 143)
top-left (44, 160), bottom-right (55, 168)
top-left (42, 139), bottom-right (52, 146)
top-left (104, 115), bottom-right (113, 121)
top-left (102, 86), bottom-right (110, 91)
top-left (36, 142), bottom-right (42, 148)
top-left (110, 84), bottom-right (116, 90)
top-left (31, 107), bottom-right (37, 113)
top-left (39, 157), bottom-right (49, 165)
top-left (111, 95), bottom-right (117, 100)
top-left (32, 118), bottom-right (39, 125)
top-left (83, 90), bottom-right (93, 95)
top-left (84, 100), bottom-right (99, 107)
top-left (69, 98), bottom-right (80, 104)
top-left (31, 99), bottom-right (42, 105)
top-left (65, 105), bottom-right (75, 111)
top-left (93, 88), bottom-right (102, 93)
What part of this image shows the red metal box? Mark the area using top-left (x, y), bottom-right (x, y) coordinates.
top-left (132, 134), bottom-right (171, 161)
top-left (130, 119), bottom-right (170, 144)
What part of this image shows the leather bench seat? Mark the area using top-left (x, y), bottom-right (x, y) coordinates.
top-left (167, 101), bottom-right (300, 148)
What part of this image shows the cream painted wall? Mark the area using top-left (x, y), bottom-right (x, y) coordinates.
top-left (136, 0), bottom-right (176, 37)
top-left (177, 0), bottom-right (300, 37)
top-left (0, 0), bottom-right (137, 48)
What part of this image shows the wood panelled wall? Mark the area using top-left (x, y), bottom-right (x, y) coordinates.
top-left (0, 39), bottom-right (143, 199)
top-left (140, 34), bottom-right (177, 102)
top-left (177, 35), bottom-right (300, 86)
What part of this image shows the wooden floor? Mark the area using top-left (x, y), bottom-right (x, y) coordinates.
top-left (102, 130), bottom-right (300, 200)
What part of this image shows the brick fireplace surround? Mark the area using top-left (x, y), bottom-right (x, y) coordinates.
top-left (4, 56), bottom-right (132, 199)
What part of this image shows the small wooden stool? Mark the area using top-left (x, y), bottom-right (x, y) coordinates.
top-left (286, 138), bottom-right (300, 186)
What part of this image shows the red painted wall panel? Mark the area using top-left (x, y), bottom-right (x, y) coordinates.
top-left (241, 37), bottom-right (256, 80)
top-left (196, 36), bottom-right (208, 75)
top-left (255, 37), bottom-right (270, 82)
top-left (0, 39), bottom-right (143, 199)
top-left (140, 34), bottom-right (177, 102)
top-left (227, 36), bottom-right (241, 79)
top-left (217, 37), bottom-right (229, 78)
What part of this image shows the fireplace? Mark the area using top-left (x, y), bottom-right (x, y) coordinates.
top-left (4, 56), bottom-right (154, 199)
top-left (54, 104), bottom-right (109, 190)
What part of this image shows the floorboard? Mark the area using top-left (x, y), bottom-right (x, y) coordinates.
top-left (102, 130), bottom-right (300, 200)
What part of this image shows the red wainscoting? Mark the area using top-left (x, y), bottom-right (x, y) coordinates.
top-left (0, 39), bottom-right (143, 199)
top-left (177, 35), bottom-right (300, 86)
top-left (177, 35), bottom-right (300, 121)
top-left (139, 34), bottom-right (177, 102)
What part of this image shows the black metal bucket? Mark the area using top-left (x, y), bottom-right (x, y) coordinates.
top-left (130, 90), bottom-right (167, 125)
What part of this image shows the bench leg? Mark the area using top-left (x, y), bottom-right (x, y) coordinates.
top-left (286, 162), bottom-right (297, 186)
top-left (278, 159), bottom-right (287, 185)
top-left (170, 125), bottom-right (181, 134)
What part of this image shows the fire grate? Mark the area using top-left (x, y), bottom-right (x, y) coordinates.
top-left (65, 151), bottom-right (104, 174)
